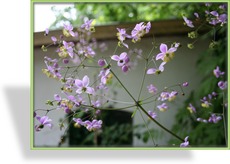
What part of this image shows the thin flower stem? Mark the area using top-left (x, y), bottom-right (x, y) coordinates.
top-left (138, 108), bottom-right (157, 146)
top-left (81, 104), bottom-right (136, 111)
top-left (110, 69), bottom-right (184, 142)
top-left (137, 46), bottom-right (155, 101)
top-left (141, 84), bottom-right (179, 102)
top-left (222, 92), bottom-right (228, 146)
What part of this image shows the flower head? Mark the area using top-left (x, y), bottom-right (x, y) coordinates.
top-left (35, 115), bottom-right (52, 132)
top-left (83, 120), bottom-right (102, 131)
top-left (156, 44), bottom-right (177, 62)
top-left (147, 62), bottom-right (166, 75)
top-left (208, 114), bottom-right (222, 123)
top-left (182, 16), bottom-right (194, 28)
top-left (209, 11), bottom-right (227, 26)
top-left (75, 75), bottom-right (95, 95)
top-left (63, 24), bottom-right (75, 37)
top-left (116, 28), bottom-right (130, 48)
top-left (131, 22), bottom-right (150, 43)
top-left (147, 84), bottom-right (158, 94)
top-left (42, 57), bottom-right (62, 80)
top-left (45, 28), bottom-right (49, 36)
top-left (218, 81), bottom-right (227, 90)
top-left (157, 103), bottom-right (168, 112)
top-left (187, 103), bottom-right (196, 113)
top-left (148, 111), bottom-right (157, 119)
top-left (180, 136), bottom-right (189, 147)
top-left (111, 52), bottom-right (130, 72)
top-left (213, 66), bottom-right (225, 78)
top-left (168, 91), bottom-right (178, 101)
top-left (81, 19), bottom-right (95, 31)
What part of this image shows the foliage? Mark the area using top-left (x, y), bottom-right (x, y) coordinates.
top-left (169, 3), bottom-right (227, 147)
top-left (49, 3), bottom-right (204, 30)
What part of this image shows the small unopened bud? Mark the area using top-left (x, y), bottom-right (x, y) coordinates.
top-left (187, 43), bottom-right (194, 49)
top-left (188, 31), bottom-right (198, 39)
top-left (98, 59), bottom-right (106, 67)
top-left (182, 82), bottom-right (189, 87)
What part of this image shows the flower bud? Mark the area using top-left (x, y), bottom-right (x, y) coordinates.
top-left (187, 43), bottom-right (194, 49)
top-left (98, 59), bottom-right (106, 67)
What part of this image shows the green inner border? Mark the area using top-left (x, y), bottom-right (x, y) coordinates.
top-left (30, 0), bottom-right (230, 150)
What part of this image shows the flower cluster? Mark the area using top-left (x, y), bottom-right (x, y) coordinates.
top-left (116, 22), bottom-right (151, 48)
top-left (147, 43), bottom-right (179, 75)
top-left (73, 118), bottom-right (102, 131)
top-left (186, 65), bottom-right (227, 124)
top-left (34, 115), bottom-right (52, 132)
top-left (183, 3), bottom-right (227, 49)
top-left (35, 3), bottom-right (227, 147)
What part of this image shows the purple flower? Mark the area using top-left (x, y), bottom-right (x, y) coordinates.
top-left (111, 52), bottom-right (129, 66)
top-left (148, 111), bottom-right (157, 119)
top-left (182, 82), bottom-right (189, 87)
top-left (51, 36), bottom-right (57, 44)
top-left (197, 118), bottom-right (208, 123)
top-left (208, 114), bottom-right (222, 123)
top-left (194, 12), bottom-right (199, 18)
top-left (75, 75), bottom-right (95, 95)
top-left (73, 118), bottom-right (83, 128)
top-left (147, 84), bottom-right (158, 94)
top-left (83, 120), bottom-right (102, 131)
top-left (157, 103), bottom-right (168, 112)
top-left (35, 115), bottom-right (52, 132)
top-left (158, 91), bottom-right (170, 101)
top-left (187, 103), bottom-right (196, 113)
top-left (98, 59), bottom-right (106, 67)
top-left (209, 11), bottom-right (227, 25)
top-left (91, 100), bottom-right (101, 108)
top-left (131, 22), bottom-right (145, 42)
top-left (180, 136), bottom-right (189, 147)
top-left (201, 97), bottom-right (212, 108)
top-left (111, 52), bottom-right (130, 72)
top-left (147, 62), bottom-right (166, 75)
top-left (145, 22), bottom-right (151, 33)
top-left (42, 57), bottom-right (62, 79)
top-left (63, 41), bottom-right (75, 58)
top-left (218, 81), bottom-right (227, 90)
top-left (182, 16), bottom-right (194, 28)
top-left (81, 19), bottom-right (94, 31)
top-left (156, 44), bottom-right (177, 62)
top-left (98, 68), bottom-right (111, 85)
top-left (45, 28), bottom-right (49, 36)
top-left (116, 28), bottom-right (130, 48)
top-left (63, 24), bottom-right (75, 37)
top-left (54, 94), bottom-right (61, 101)
top-left (168, 91), bottom-right (178, 101)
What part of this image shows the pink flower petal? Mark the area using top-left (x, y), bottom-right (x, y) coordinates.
top-left (120, 52), bottom-right (127, 59)
top-left (111, 55), bottom-right (120, 61)
top-left (160, 44), bottom-right (167, 53)
top-left (147, 68), bottom-right (156, 74)
top-left (75, 79), bottom-right (83, 88)
top-left (168, 47), bottom-right (177, 53)
top-left (82, 75), bottom-right (89, 87)
top-left (86, 87), bottom-right (95, 95)
top-left (156, 52), bottom-right (164, 60)
top-left (159, 62), bottom-right (166, 72)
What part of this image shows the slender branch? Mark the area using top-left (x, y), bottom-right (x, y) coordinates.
top-left (138, 108), bottom-right (157, 146)
top-left (110, 69), bottom-right (184, 142)
top-left (222, 92), bottom-right (228, 146)
top-left (137, 46), bottom-right (155, 101)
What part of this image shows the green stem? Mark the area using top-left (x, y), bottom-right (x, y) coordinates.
top-left (138, 108), bottom-right (156, 146)
top-left (222, 92), bottom-right (228, 146)
top-left (110, 69), bottom-right (184, 142)
top-left (137, 46), bottom-right (155, 101)
top-left (81, 104), bottom-right (136, 111)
